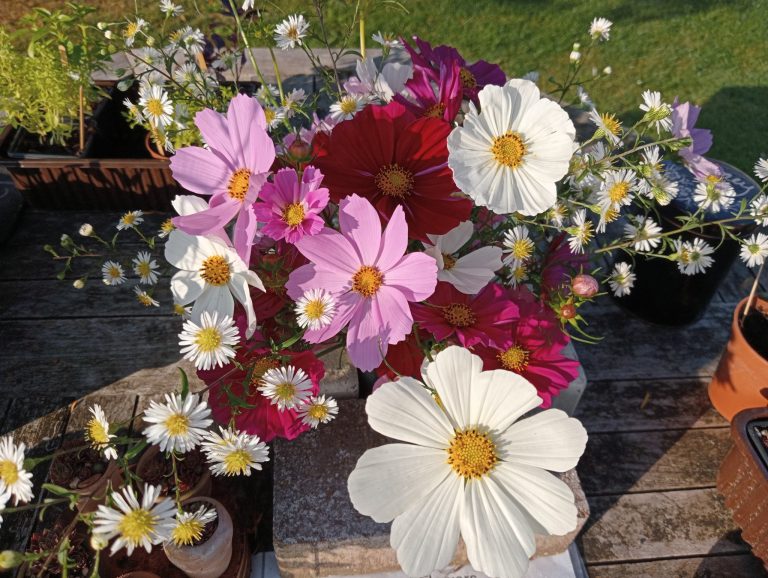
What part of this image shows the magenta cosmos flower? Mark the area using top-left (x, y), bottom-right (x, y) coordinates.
top-left (287, 194), bottom-right (438, 371)
top-left (170, 94), bottom-right (276, 263)
top-left (254, 167), bottom-right (329, 244)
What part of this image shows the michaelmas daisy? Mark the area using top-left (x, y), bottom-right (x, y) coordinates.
top-left (133, 251), bottom-right (159, 285)
top-left (142, 393), bottom-right (213, 454)
top-left (117, 210), bottom-right (144, 230)
top-left (85, 405), bottom-right (118, 461)
top-left (201, 427), bottom-right (269, 477)
top-left (169, 504), bottom-right (217, 547)
top-left (178, 311), bottom-right (239, 371)
top-left (258, 365), bottom-right (313, 411)
top-left (295, 288), bottom-right (336, 330)
top-left (296, 395), bottom-right (339, 428)
top-left (740, 233), bottom-right (768, 268)
top-left (102, 261), bottom-right (126, 286)
top-left (0, 436), bottom-right (34, 504)
top-left (608, 262), bottom-right (635, 297)
top-left (674, 238), bottom-right (715, 275)
top-left (274, 14), bottom-right (309, 50)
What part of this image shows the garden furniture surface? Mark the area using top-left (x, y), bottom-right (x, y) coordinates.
top-left (1, 208), bottom-right (766, 577)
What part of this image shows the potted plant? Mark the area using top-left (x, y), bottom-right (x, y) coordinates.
top-left (18, 520), bottom-right (94, 578)
top-left (718, 407), bottom-right (768, 565)
top-left (135, 445), bottom-right (212, 502)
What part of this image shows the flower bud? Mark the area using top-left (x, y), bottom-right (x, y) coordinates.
top-left (560, 302), bottom-right (577, 320)
top-left (79, 223), bottom-right (94, 237)
top-left (603, 66), bottom-right (612, 75)
top-left (572, 274), bottom-right (599, 298)
top-left (287, 138), bottom-right (311, 161)
top-left (0, 551), bottom-right (24, 569)
top-left (96, 22), bottom-right (107, 30)
top-left (73, 279), bottom-right (85, 290)
top-left (569, 51), bottom-right (581, 63)
top-left (90, 534), bottom-right (109, 551)
top-left (104, 30), bottom-right (113, 39)
top-left (572, 42), bottom-right (581, 51)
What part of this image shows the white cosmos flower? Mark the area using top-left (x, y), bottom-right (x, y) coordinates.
top-left (179, 311), bottom-right (239, 371)
top-left (448, 79), bottom-right (576, 216)
top-left (345, 58), bottom-right (412, 103)
top-left (202, 427), bottom-right (269, 477)
top-left (133, 251), bottom-right (159, 285)
top-left (142, 393), bottom-right (213, 454)
top-left (86, 405), bottom-right (118, 461)
top-left (567, 209), bottom-right (593, 254)
top-left (754, 158), bottom-right (768, 182)
top-left (750, 194), bottom-right (768, 226)
top-left (274, 14), bottom-right (309, 50)
top-left (258, 365), bottom-right (313, 411)
top-left (102, 260), bottom-right (126, 286)
top-left (296, 395), bottom-right (339, 428)
top-left (169, 504), bottom-right (217, 546)
top-left (117, 210), bottom-right (144, 230)
top-left (639, 90), bottom-right (672, 133)
top-left (93, 484), bottom-right (176, 555)
top-left (139, 84), bottom-right (174, 129)
top-left (328, 94), bottom-right (366, 122)
top-left (423, 221), bottom-right (503, 295)
top-left (165, 230), bottom-right (264, 339)
top-left (623, 217), bottom-right (662, 252)
top-left (608, 262), bottom-right (635, 297)
top-left (348, 346), bottom-right (587, 578)
top-left (674, 237), bottom-right (715, 275)
top-left (0, 437), bottom-right (34, 505)
top-left (693, 179), bottom-right (736, 213)
top-left (295, 288), bottom-right (337, 330)
top-left (589, 17), bottom-right (612, 41)
top-left (740, 232), bottom-right (768, 268)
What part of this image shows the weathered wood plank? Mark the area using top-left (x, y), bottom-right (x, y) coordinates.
top-left (574, 378), bottom-right (727, 433)
top-left (64, 393), bottom-right (138, 434)
top-left (579, 488), bottom-right (749, 564)
top-left (578, 427), bottom-right (731, 495)
top-left (587, 553), bottom-right (768, 577)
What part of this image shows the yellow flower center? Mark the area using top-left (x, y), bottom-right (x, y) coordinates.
top-left (108, 266), bottom-right (122, 279)
top-left (87, 418), bottom-right (110, 446)
top-left (174, 303), bottom-right (188, 316)
top-left (171, 518), bottom-right (205, 546)
top-left (375, 164), bottom-right (414, 198)
top-left (227, 169), bottom-right (252, 201)
top-left (161, 219), bottom-right (175, 234)
top-left (339, 97), bottom-right (359, 115)
top-left (124, 22), bottom-right (139, 38)
top-left (117, 509), bottom-right (155, 544)
top-left (491, 131), bottom-right (527, 169)
top-left (498, 345), bottom-right (530, 372)
top-left (195, 326), bottom-right (222, 352)
top-left (146, 98), bottom-right (165, 118)
top-left (307, 404), bottom-right (328, 420)
top-left (287, 25), bottom-right (301, 42)
top-left (608, 182), bottom-right (631, 203)
top-left (511, 238), bottom-right (534, 260)
top-left (275, 382), bottom-right (296, 401)
top-left (121, 212), bottom-right (137, 226)
top-left (264, 108), bottom-right (276, 125)
top-left (442, 253), bottom-right (457, 270)
top-left (423, 102), bottom-right (446, 118)
top-left (447, 428), bottom-right (498, 480)
top-left (304, 299), bottom-right (326, 320)
top-left (600, 113), bottom-right (622, 136)
top-left (223, 449), bottom-right (252, 475)
top-left (137, 291), bottom-right (154, 306)
top-left (137, 261), bottom-right (152, 278)
top-left (511, 264), bottom-right (527, 281)
top-left (282, 202), bottom-right (306, 227)
top-left (443, 303), bottom-right (476, 327)
top-left (0, 460), bottom-right (19, 485)
top-left (200, 255), bottom-right (231, 286)
top-left (459, 68), bottom-right (477, 89)
top-left (352, 265), bottom-right (384, 298)
top-left (705, 174), bottom-right (722, 185)
top-left (165, 413), bottom-right (190, 437)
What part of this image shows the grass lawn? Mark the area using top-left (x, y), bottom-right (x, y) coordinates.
top-left (5, 0), bottom-right (766, 171)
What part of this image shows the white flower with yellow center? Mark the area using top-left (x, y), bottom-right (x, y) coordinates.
top-left (258, 365), bottom-right (313, 411)
top-left (740, 233), bottom-right (768, 268)
top-left (567, 209), bottom-right (593, 254)
top-left (264, 105), bottom-right (287, 131)
top-left (201, 427), bottom-right (269, 477)
top-left (501, 225), bottom-right (535, 268)
top-left (142, 393), bottom-right (213, 454)
top-left (274, 14), bottom-right (309, 50)
top-left (674, 238), bottom-right (715, 276)
top-left (0, 487), bottom-right (11, 530)
top-left (93, 484), bottom-right (176, 555)
top-left (178, 311), bottom-right (239, 371)
top-left (693, 178), bottom-right (736, 213)
top-left (588, 109), bottom-right (622, 146)
top-left (608, 262), bottom-right (635, 297)
top-left (138, 84), bottom-right (173, 129)
top-left (297, 395), bottom-right (339, 429)
top-left (507, 262), bottom-right (528, 288)
top-left (329, 94), bottom-right (366, 123)
top-left (750, 194), bottom-right (768, 226)
top-left (423, 221), bottom-right (503, 295)
top-left (132, 251), bottom-right (159, 285)
top-left (134, 287), bottom-right (159, 308)
top-left (348, 346), bottom-right (587, 578)
top-left (102, 260), bottom-right (126, 286)
top-left (448, 79), bottom-right (576, 216)
top-left (597, 168), bottom-right (637, 212)
top-left (165, 230), bottom-right (265, 339)
top-left (589, 17), bottom-right (612, 41)
top-left (160, 0), bottom-right (183, 16)
top-left (295, 288), bottom-right (337, 331)
top-left (754, 158), bottom-right (768, 182)
top-left (123, 18), bottom-right (147, 47)
top-left (372, 31), bottom-right (399, 49)
top-left (639, 91), bottom-right (672, 133)
top-left (86, 405), bottom-right (118, 461)
top-left (169, 504), bottom-right (217, 547)
top-left (173, 302), bottom-right (192, 318)
top-left (158, 218), bottom-right (175, 238)
top-left (0, 437), bottom-right (33, 505)
top-left (117, 210), bottom-right (144, 230)
top-left (624, 217), bottom-right (662, 252)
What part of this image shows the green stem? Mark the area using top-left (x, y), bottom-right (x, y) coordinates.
top-left (0, 497), bottom-right (69, 514)
top-left (267, 46), bottom-right (285, 103)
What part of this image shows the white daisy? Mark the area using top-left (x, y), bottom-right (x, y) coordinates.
top-left (256, 84), bottom-right (279, 105)
top-left (274, 14), bottom-right (309, 50)
top-left (241, 0), bottom-right (254, 10)
top-left (548, 202), bottom-right (568, 228)
top-left (282, 88), bottom-right (307, 118)
top-left (576, 86), bottom-right (593, 107)
top-left (328, 94), bottom-right (366, 123)
top-left (639, 90), bottom-right (672, 133)
top-left (448, 79), bottom-right (576, 216)
top-left (693, 178), bottom-right (736, 213)
top-left (501, 225), bottom-right (535, 268)
top-left (0, 437), bottom-right (34, 505)
top-left (178, 311), bottom-right (239, 371)
top-left (173, 302), bottom-right (193, 318)
top-left (623, 217), bottom-right (662, 252)
top-left (348, 346), bottom-right (587, 578)
top-left (649, 173), bottom-right (679, 206)
top-left (641, 145), bottom-right (662, 174)
top-left (740, 232), bottom-right (768, 268)
top-left (169, 504), bottom-right (217, 547)
top-left (264, 105), bottom-right (287, 131)
top-left (750, 194), bottom-right (768, 226)
top-left (160, 0), bottom-right (183, 16)
top-left (138, 84), bottom-right (174, 129)
top-left (134, 287), bottom-right (160, 308)
top-left (754, 158), bottom-right (768, 182)
top-left (132, 251), bottom-right (159, 285)
top-left (85, 405), bottom-right (118, 461)
top-left (296, 395), bottom-right (339, 429)
top-left (0, 487), bottom-right (11, 530)
top-left (674, 237), bottom-right (715, 275)
top-left (597, 168), bottom-right (637, 211)
top-left (165, 230), bottom-right (265, 339)
top-left (608, 262), bottom-right (635, 297)
top-left (93, 484), bottom-right (176, 555)
top-left (123, 18), bottom-right (147, 47)
top-left (158, 218), bottom-right (175, 238)
top-left (589, 17), bottom-right (613, 41)
top-left (117, 210), bottom-right (144, 230)
top-left (371, 31), bottom-right (399, 49)
top-left (201, 427), bottom-right (269, 477)
top-left (423, 221), bottom-right (503, 295)
top-left (567, 209), bottom-right (593, 254)
top-left (507, 262), bottom-right (529, 288)
top-left (588, 109), bottom-right (622, 146)
top-left (258, 365), bottom-right (313, 411)
top-left (102, 261), bottom-right (126, 286)
top-left (179, 26), bottom-right (205, 55)
top-left (142, 392), bottom-right (213, 454)
top-left (295, 288), bottom-right (337, 330)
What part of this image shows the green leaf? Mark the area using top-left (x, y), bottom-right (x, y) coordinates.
top-left (178, 367), bottom-right (189, 400)
top-left (124, 439), bottom-right (148, 461)
top-left (42, 483), bottom-right (76, 497)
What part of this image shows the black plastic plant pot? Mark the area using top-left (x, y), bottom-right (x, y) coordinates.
top-left (612, 160), bottom-right (760, 326)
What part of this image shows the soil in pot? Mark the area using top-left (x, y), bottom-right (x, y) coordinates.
top-left (49, 445), bottom-right (110, 492)
top-left (742, 304), bottom-right (768, 360)
top-left (137, 446), bottom-right (210, 498)
top-left (26, 521), bottom-right (92, 578)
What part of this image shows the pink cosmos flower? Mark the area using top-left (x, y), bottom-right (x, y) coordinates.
top-left (254, 167), bottom-right (329, 243)
top-left (286, 194), bottom-right (438, 371)
top-left (170, 94), bottom-right (276, 263)
top-left (671, 98), bottom-right (721, 180)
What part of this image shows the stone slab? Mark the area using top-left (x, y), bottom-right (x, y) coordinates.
top-left (319, 349), bottom-right (359, 399)
top-left (273, 399), bottom-right (589, 577)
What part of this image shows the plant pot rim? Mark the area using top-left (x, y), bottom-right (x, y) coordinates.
top-left (50, 444), bottom-right (119, 495)
top-left (732, 296), bottom-right (768, 366)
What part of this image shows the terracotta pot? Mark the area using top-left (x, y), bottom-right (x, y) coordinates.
top-left (708, 297), bottom-right (768, 421)
top-left (49, 444), bottom-right (123, 514)
top-left (135, 445), bottom-right (212, 501)
top-left (718, 407), bottom-right (768, 564)
top-left (164, 497), bottom-right (233, 578)
top-left (144, 132), bottom-right (167, 160)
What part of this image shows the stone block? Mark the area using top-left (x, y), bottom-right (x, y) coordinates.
top-left (318, 349), bottom-right (359, 399)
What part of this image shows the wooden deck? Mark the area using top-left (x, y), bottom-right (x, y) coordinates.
top-left (0, 208), bottom-right (767, 577)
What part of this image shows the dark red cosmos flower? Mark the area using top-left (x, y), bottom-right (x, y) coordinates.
top-left (311, 101), bottom-right (472, 241)
top-left (375, 331), bottom-right (425, 381)
top-left (250, 240), bottom-right (308, 324)
top-left (411, 281), bottom-right (519, 348)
